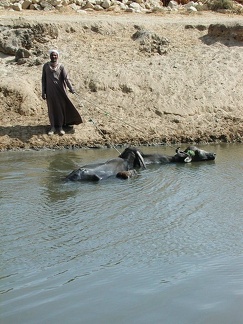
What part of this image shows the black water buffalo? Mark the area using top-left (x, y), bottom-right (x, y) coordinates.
top-left (183, 146), bottom-right (216, 161)
top-left (66, 147), bottom-right (146, 181)
top-left (141, 145), bottom-right (216, 164)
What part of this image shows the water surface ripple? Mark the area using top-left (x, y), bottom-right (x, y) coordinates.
top-left (1, 144), bottom-right (243, 323)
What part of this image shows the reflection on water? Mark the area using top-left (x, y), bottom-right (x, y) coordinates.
top-left (1, 144), bottom-right (243, 323)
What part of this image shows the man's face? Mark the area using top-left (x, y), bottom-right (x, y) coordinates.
top-left (50, 52), bottom-right (58, 62)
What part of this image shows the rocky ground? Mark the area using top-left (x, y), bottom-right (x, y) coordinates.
top-left (0, 9), bottom-right (243, 151)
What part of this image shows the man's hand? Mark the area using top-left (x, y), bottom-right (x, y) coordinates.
top-left (42, 93), bottom-right (46, 100)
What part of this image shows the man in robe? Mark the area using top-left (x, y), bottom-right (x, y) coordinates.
top-left (42, 50), bottom-right (82, 135)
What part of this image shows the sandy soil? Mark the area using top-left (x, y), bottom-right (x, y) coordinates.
top-left (0, 9), bottom-right (243, 151)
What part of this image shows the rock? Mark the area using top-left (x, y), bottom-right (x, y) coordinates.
top-left (17, 58), bottom-right (28, 64)
top-left (208, 23), bottom-right (243, 42)
top-left (82, 1), bottom-right (95, 9)
top-left (168, 0), bottom-right (178, 9)
top-left (0, 0), bottom-right (242, 12)
top-left (94, 4), bottom-right (104, 10)
top-left (15, 48), bottom-right (31, 62)
top-left (22, 0), bottom-right (32, 9)
top-left (187, 5), bottom-right (197, 11)
top-left (0, 23), bottom-right (58, 56)
top-left (129, 2), bottom-right (141, 10)
top-left (50, 0), bottom-right (62, 5)
top-left (132, 29), bottom-right (170, 55)
top-left (40, 0), bottom-right (55, 9)
top-left (12, 2), bottom-right (22, 10)
top-left (29, 3), bottom-right (42, 9)
top-left (184, 1), bottom-right (196, 8)
top-left (101, 0), bottom-right (110, 9)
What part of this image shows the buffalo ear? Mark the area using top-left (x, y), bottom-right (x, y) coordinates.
top-left (184, 156), bottom-right (192, 163)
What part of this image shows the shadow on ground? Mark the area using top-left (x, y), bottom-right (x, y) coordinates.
top-left (0, 125), bottom-right (75, 141)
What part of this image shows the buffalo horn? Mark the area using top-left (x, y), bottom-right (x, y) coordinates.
top-left (136, 150), bottom-right (146, 169)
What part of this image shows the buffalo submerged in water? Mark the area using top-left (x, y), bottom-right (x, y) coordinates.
top-left (140, 145), bottom-right (216, 164)
top-left (66, 146), bottom-right (216, 182)
top-left (66, 147), bottom-right (146, 181)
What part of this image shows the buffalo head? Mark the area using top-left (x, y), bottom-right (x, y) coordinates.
top-left (174, 146), bottom-right (216, 162)
top-left (119, 147), bottom-right (146, 169)
top-left (175, 147), bottom-right (193, 163)
top-left (184, 146), bottom-right (216, 161)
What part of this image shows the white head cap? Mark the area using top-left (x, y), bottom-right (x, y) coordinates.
top-left (49, 49), bottom-right (59, 56)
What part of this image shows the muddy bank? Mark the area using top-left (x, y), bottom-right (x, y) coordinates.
top-left (0, 11), bottom-right (243, 151)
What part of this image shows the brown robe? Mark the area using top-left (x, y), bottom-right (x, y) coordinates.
top-left (42, 62), bottom-right (82, 128)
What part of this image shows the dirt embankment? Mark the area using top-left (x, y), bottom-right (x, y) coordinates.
top-left (0, 10), bottom-right (243, 151)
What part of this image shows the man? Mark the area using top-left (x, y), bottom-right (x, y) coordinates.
top-left (42, 50), bottom-right (82, 135)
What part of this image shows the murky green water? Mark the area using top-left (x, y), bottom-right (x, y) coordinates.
top-left (1, 144), bottom-right (243, 324)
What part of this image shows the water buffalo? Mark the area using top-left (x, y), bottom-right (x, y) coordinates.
top-left (183, 146), bottom-right (216, 161)
top-left (66, 147), bottom-right (146, 181)
top-left (141, 145), bottom-right (216, 164)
